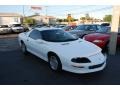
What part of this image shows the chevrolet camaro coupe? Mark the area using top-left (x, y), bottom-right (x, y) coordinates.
top-left (18, 27), bottom-right (107, 74)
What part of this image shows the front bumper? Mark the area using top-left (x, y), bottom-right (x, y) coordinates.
top-left (12, 29), bottom-right (24, 33)
top-left (65, 61), bottom-right (106, 74)
top-left (0, 29), bottom-right (11, 34)
top-left (62, 53), bottom-right (107, 74)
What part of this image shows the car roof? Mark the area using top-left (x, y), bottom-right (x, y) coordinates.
top-left (34, 27), bottom-right (62, 31)
top-left (78, 24), bottom-right (100, 26)
top-left (0, 25), bottom-right (8, 26)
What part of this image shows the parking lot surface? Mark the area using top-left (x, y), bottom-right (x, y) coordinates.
top-left (0, 34), bottom-right (120, 85)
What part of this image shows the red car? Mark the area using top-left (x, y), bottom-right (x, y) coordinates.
top-left (84, 27), bottom-right (120, 50)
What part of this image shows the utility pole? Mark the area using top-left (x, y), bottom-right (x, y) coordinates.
top-left (22, 5), bottom-right (25, 17)
top-left (109, 6), bottom-right (120, 55)
top-left (45, 6), bottom-right (49, 25)
top-left (22, 5), bottom-right (25, 24)
top-left (45, 6), bottom-right (48, 17)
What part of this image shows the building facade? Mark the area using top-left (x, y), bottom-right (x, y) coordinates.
top-left (0, 13), bottom-right (22, 25)
top-left (29, 15), bottom-right (56, 25)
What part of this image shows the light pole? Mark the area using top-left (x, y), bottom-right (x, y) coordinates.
top-left (45, 6), bottom-right (49, 25)
top-left (22, 5), bottom-right (25, 25)
top-left (22, 5), bottom-right (25, 17)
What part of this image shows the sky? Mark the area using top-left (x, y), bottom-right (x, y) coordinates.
top-left (0, 5), bottom-right (113, 19)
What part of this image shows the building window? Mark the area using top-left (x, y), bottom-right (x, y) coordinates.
top-left (14, 17), bottom-right (18, 22)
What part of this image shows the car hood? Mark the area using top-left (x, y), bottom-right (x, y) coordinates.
top-left (85, 33), bottom-right (110, 41)
top-left (46, 39), bottom-right (101, 59)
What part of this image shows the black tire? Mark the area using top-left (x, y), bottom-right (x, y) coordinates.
top-left (48, 54), bottom-right (62, 72)
top-left (21, 42), bottom-right (28, 55)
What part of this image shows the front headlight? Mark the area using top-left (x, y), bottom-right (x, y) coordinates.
top-left (93, 40), bottom-right (104, 43)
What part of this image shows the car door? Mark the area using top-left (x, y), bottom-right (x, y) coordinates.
top-left (26, 30), bottom-right (47, 60)
top-left (84, 25), bottom-right (96, 35)
top-left (71, 25), bottom-right (85, 37)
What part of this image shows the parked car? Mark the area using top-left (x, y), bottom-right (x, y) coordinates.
top-left (10, 24), bottom-right (25, 33)
top-left (0, 25), bottom-right (11, 34)
top-left (63, 25), bottom-right (77, 31)
top-left (69, 24), bottom-right (103, 38)
top-left (83, 27), bottom-right (120, 50)
top-left (100, 22), bottom-right (110, 27)
top-left (18, 27), bottom-right (106, 74)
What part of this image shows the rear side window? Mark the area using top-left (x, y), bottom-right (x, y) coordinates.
top-left (29, 30), bottom-right (42, 40)
top-left (76, 25), bottom-right (85, 30)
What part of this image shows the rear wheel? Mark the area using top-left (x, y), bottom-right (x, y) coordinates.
top-left (21, 42), bottom-right (28, 55)
top-left (48, 54), bottom-right (62, 72)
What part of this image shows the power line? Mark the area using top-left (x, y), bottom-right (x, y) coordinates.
top-left (50, 6), bottom-right (112, 17)
top-left (48, 5), bottom-right (94, 13)
top-left (72, 6), bottom-right (112, 15)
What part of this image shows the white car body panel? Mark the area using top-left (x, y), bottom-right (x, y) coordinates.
top-left (11, 27), bottom-right (24, 33)
top-left (18, 28), bottom-right (107, 74)
top-left (0, 27), bottom-right (11, 34)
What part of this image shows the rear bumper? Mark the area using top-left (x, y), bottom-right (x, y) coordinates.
top-left (12, 29), bottom-right (24, 33)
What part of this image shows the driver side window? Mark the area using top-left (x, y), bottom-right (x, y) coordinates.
top-left (29, 30), bottom-right (42, 40)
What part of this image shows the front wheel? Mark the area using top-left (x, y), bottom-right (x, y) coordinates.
top-left (21, 43), bottom-right (28, 55)
top-left (48, 54), bottom-right (62, 72)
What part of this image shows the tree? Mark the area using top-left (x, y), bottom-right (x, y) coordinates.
top-left (80, 17), bottom-right (86, 23)
top-left (56, 19), bottom-right (63, 24)
top-left (85, 13), bottom-right (90, 20)
top-left (73, 19), bottom-right (78, 21)
top-left (23, 17), bottom-right (36, 25)
top-left (103, 15), bottom-right (112, 22)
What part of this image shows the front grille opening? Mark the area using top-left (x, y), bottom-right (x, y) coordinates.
top-left (71, 57), bottom-right (91, 63)
top-left (89, 62), bottom-right (104, 69)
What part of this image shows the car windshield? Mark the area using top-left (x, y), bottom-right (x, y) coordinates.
top-left (75, 25), bottom-right (85, 30)
top-left (75, 25), bottom-right (98, 30)
top-left (12, 24), bottom-right (21, 27)
top-left (96, 26), bottom-right (110, 33)
top-left (0, 25), bottom-right (8, 28)
top-left (63, 26), bottom-right (76, 30)
top-left (41, 29), bottom-right (78, 42)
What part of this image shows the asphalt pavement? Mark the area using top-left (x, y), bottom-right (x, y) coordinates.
top-left (0, 34), bottom-right (120, 85)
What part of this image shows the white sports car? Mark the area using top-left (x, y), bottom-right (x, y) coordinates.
top-left (18, 27), bottom-right (107, 74)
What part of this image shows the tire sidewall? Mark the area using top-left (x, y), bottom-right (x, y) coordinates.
top-left (48, 54), bottom-right (62, 72)
top-left (21, 43), bottom-right (27, 54)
